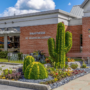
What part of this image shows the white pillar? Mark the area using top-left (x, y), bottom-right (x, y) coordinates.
top-left (4, 35), bottom-right (7, 51)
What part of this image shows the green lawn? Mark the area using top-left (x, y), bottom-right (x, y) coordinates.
top-left (74, 58), bottom-right (82, 61)
top-left (0, 58), bottom-right (23, 64)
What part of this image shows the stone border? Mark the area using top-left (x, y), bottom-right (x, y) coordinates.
top-left (0, 62), bottom-right (23, 65)
top-left (50, 68), bottom-right (90, 89)
top-left (0, 79), bottom-right (51, 90)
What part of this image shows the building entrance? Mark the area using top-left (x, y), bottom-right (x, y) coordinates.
top-left (8, 36), bottom-right (20, 53)
top-left (0, 27), bottom-right (20, 53)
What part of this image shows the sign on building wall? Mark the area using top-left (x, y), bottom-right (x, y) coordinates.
top-left (25, 32), bottom-right (51, 39)
top-left (30, 32), bottom-right (45, 35)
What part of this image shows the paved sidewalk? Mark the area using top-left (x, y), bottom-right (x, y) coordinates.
top-left (0, 84), bottom-right (36, 90)
top-left (53, 74), bottom-right (90, 90)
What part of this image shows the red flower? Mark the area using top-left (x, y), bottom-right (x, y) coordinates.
top-left (56, 73), bottom-right (58, 76)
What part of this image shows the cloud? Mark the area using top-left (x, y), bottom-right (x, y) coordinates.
top-left (0, 0), bottom-right (55, 17)
top-left (68, 3), bottom-right (71, 6)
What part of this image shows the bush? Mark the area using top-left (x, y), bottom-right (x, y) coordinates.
top-left (18, 52), bottom-right (23, 60)
top-left (70, 64), bottom-right (78, 69)
top-left (0, 51), bottom-right (8, 58)
top-left (0, 49), bottom-right (2, 52)
top-left (23, 56), bottom-right (35, 73)
top-left (81, 62), bottom-right (86, 68)
top-left (24, 62), bottom-right (48, 80)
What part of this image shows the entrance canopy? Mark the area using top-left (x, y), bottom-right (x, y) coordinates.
top-left (0, 27), bottom-right (20, 35)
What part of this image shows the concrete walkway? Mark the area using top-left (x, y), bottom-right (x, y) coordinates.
top-left (53, 74), bottom-right (90, 90)
top-left (0, 84), bottom-right (36, 90)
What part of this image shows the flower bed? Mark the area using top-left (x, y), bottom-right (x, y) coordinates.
top-left (0, 63), bottom-right (90, 89)
top-left (18, 67), bottom-right (90, 89)
top-left (40, 68), bottom-right (89, 89)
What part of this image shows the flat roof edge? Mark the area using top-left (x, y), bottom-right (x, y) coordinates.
top-left (0, 9), bottom-right (78, 21)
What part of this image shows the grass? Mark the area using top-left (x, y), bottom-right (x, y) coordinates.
top-left (74, 58), bottom-right (82, 61)
top-left (0, 58), bottom-right (23, 64)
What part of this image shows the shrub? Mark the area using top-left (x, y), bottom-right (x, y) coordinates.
top-left (23, 56), bottom-right (35, 73)
top-left (18, 52), bottom-right (23, 60)
top-left (0, 49), bottom-right (2, 52)
top-left (70, 64), bottom-right (78, 69)
top-left (0, 51), bottom-right (8, 58)
top-left (24, 62), bottom-right (48, 80)
top-left (81, 62), bottom-right (86, 68)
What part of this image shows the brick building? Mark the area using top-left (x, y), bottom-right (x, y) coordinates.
top-left (0, 0), bottom-right (90, 57)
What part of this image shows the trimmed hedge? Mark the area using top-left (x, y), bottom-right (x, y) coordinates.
top-left (23, 56), bottom-right (35, 73)
top-left (0, 51), bottom-right (8, 58)
top-left (24, 62), bottom-right (48, 80)
top-left (48, 22), bottom-right (72, 68)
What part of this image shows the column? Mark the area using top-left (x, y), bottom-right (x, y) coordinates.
top-left (4, 35), bottom-right (7, 51)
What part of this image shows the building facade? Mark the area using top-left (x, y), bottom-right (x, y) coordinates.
top-left (0, 0), bottom-right (90, 57)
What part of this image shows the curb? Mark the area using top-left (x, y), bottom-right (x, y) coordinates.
top-left (0, 62), bottom-right (23, 65)
top-left (0, 79), bottom-right (51, 90)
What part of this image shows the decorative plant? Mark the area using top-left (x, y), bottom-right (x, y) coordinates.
top-left (18, 68), bottom-right (23, 75)
top-left (70, 64), bottom-right (78, 69)
top-left (81, 61), bottom-right (87, 68)
top-left (0, 67), bottom-right (2, 71)
top-left (45, 58), bottom-right (51, 63)
top-left (23, 56), bottom-right (35, 73)
top-left (9, 70), bottom-right (12, 74)
top-left (48, 22), bottom-right (72, 68)
top-left (24, 62), bottom-right (48, 80)
top-left (67, 58), bottom-right (75, 62)
top-left (72, 70), bottom-right (86, 75)
top-left (18, 52), bottom-right (23, 60)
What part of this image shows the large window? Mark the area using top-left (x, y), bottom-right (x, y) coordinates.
top-left (0, 36), bottom-right (4, 51)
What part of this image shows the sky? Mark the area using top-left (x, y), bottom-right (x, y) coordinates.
top-left (0, 0), bottom-right (84, 17)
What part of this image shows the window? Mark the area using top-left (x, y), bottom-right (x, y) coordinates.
top-left (80, 34), bottom-right (82, 52)
top-left (0, 37), bottom-right (4, 49)
top-left (80, 34), bottom-right (82, 46)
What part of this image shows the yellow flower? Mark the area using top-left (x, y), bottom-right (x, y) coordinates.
top-left (54, 78), bottom-right (58, 82)
top-left (12, 79), bottom-right (15, 81)
top-left (2, 77), bottom-right (6, 79)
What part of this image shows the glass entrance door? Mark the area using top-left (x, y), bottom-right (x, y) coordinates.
top-left (8, 36), bottom-right (20, 53)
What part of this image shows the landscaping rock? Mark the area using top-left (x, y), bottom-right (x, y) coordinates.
top-left (68, 61), bottom-right (81, 68)
top-left (44, 63), bottom-right (51, 68)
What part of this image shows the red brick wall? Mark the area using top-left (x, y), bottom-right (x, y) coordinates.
top-left (20, 24), bottom-right (57, 55)
top-left (66, 25), bottom-right (82, 53)
top-left (20, 24), bottom-right (68, 55)
top-left (82, 17), bottom-right (90, 53)
top-left (20, 24), bottom-right (83, 57)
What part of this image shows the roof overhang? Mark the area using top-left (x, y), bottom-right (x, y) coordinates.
top-left (0, 9), bottom-right (78, 21)
top-left (80, 0), bottom-right (89, 8)
top-left (0, 31), bottom-right (20, 35)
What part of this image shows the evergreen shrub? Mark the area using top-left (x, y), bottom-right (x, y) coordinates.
top-left (24, 62), bottom-right (48, 80)
top-left (23, 56), bottom-right (35, 73)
